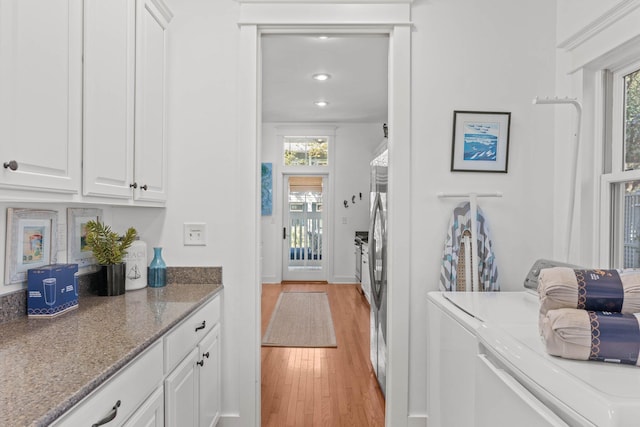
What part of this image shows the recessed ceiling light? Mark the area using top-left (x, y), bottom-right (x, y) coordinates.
top-left (314, 101), bottom-right (329, 107)
top-left (312, 73), bottom-right (331, 81)
top-left (317, 35), bottom-right (329, 40)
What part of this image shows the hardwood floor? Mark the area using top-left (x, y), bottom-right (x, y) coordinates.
top-left (261, 283), bottom-right (385, 427)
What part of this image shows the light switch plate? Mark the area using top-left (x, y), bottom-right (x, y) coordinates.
top-left (184, 223), bottom-right (206, 246)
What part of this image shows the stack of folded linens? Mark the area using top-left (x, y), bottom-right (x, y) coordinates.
top-left (538, 267), bottom-right (640, 315)
top-left (538, 268), bottom-right (640, 365)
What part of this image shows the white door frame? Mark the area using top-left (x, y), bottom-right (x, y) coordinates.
top-left (237, 3), bottom-right (412, 426)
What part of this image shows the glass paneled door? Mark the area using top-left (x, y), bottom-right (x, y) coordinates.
top-left (282, 175), bottom-right (327, 281)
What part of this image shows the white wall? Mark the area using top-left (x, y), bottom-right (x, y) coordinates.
top-left (409, 0), bottom-right (557, 419)
top-left (260, 122), bottom-right (381, 284)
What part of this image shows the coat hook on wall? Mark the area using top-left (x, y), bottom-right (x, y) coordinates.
top-left (352, 195), bottom-right (356, 204)
top-left (344, 200), bottom-right (349, 208)
top-left (359, 192), bottom-right (362, 200)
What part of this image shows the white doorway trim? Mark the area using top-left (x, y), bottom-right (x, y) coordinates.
top-left (237, 3), bottom-right (412, 426)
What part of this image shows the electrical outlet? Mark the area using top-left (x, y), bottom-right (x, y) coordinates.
top-left (184, 223), bottom-right (206, 246)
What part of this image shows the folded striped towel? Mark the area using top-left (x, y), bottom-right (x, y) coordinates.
top-left (538, 267), bottom-right (640, 315)
top-left (540, 308), bottom-right (640, 366)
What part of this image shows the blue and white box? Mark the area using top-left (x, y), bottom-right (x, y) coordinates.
top-left (27, 264), bottom-right (79, 317)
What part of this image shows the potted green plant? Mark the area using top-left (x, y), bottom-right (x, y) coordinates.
top-left (85, 220), bottom-right (137, 296)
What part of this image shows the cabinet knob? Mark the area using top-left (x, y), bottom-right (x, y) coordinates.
top-left (197, 360), bottom-right (204, 367)
top-left (203, 351), bottom-right (210, 359)
top-left (129, 182), bottom-right (138, 189)
top-left (91, 400), bottom-right (121, 427)
top-left (3, 160), bottom-right (18, 171)
top-left (140, 184), bottom-right (148, 191)
top-left (195, 320), bottom-right (206, 332)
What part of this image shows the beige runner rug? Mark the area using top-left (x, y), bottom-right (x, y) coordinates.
top-left (262, 291), bottom-right (337, 347)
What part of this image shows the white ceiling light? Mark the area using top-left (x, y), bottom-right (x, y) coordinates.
top-left (312, 73), bottom-right (331, 81)
top-left (317, 35), bottom-right (329, 40)
top-left (314, 101), bottom-right (329, 107)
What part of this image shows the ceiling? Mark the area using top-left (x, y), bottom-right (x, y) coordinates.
top-left (261, 34), bottom-right (389, 123)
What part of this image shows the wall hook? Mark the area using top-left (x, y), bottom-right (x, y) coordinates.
top-left (344, 200), bottom-right (349, 208)
top-left (352, 195), bottom-right (356, 204)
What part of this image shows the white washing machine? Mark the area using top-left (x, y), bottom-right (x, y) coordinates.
top-left (427, 290), bottom-right (640, 427)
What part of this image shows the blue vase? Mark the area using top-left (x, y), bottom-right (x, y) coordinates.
top-left (148, 247), bottom-right (167, 288)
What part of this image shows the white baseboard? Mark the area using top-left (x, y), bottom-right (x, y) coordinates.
top-left (261, 275), bottom-right (278, 284)
top-left (408, 414), bottom-right (428, 427)
top-left (331, 275), bottom-right (358, 283)
top-left (218, 414), bottom-right (241, 427)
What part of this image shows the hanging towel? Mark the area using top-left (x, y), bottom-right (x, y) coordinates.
top-left (439, 202), bottom-right (499, 292)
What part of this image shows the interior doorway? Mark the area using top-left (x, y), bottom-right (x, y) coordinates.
top-left (282, 174), bottom-right (327, 281)
top-left (236, 6), bottom-right (412, 423)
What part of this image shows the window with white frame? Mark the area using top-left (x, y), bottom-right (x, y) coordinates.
top-left (283, 136), bottom-right (329, 167)
top-left (603, 62), bottom-right (640, 268)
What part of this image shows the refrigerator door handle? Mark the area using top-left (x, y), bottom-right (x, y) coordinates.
top-left (369, 192), bottom-right (386, 310)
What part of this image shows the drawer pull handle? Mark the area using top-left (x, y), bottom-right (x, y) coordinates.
top-left (203, 351), bottom-right (210, 359)
top-left (129, 182), bottom-right (138, 189)
top-left (3, 160), bottom-right (18, 171)
top-left (197, 360), bottom-right (204, 367)
top-left (140, 184), bottom-right (148, 191)
top-left (92, 400), bottom-right (121, 427)
top-left (195, 320), bottom-right (206, 332)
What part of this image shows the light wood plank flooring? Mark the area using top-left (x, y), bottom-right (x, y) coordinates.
top-left (261, 283), bottom-right (385, 427)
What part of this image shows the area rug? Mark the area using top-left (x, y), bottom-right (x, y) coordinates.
top-left (262, 291), bottom-right (337, 347)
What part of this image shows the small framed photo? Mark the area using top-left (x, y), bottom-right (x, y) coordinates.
top-left (67, 208), bottom-right (102, 272)
top-left (451, 110), bottom-right (511, 173)
top-left (4, 208), bottom-right (58, 285)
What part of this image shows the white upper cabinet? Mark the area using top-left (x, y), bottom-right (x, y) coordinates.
top-left (134, 0), bottom-right (170, 203)
top-left (83, 0), bottom-right (171, 203)
top-left (0, 0), bottom-right (82, 195)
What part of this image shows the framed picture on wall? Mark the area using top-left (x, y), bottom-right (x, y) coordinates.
top-left (451, 110), bottom-right (511, 173)
top-left (67, 208), bottom-right (103, 272)
top-left (4, 208), bottom-right (58, 285)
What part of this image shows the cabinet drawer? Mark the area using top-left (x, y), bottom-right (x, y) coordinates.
top-left (164, 296), bottom-right (220, 373)
top-left (52, 340), bottom-right (163, 427)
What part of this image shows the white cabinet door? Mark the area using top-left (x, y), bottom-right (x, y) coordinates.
top-left (83, 0), bottom-right (171, 203)
top-left (427, 298), bottom-right (478, 427)
top-left (198, 325), bottom-right (221, 427)
top-left (123, 385), bottom-right (164, 427)
top-left (83, 0), bottom-right (136, 199)
top-left (165, 347), bottom-right (199, 427)
top-left (361, 244), bottom-right (371, 304)
top-left (0, 0), bottom-right (81, 194)
top-left (134, 0), bottom-right (170, 202)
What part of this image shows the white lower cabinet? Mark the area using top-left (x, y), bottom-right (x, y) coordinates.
top-left (51, 341), bottom-right (164, 427)
top-left (165, 299), bottom-right (221, 427)
top-left (123, 385), bottom-right (165, 427)
top-left (52, 294), bottom-right (221, 427)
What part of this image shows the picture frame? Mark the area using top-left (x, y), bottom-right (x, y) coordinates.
top-left (67, 208), bottom-right (103, 272)
top-left (451, 110), bottom-right (511, 173)
top-left (4, 208), bottom-right (58, 285)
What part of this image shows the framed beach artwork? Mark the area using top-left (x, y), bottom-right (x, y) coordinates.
top-left (451, 110), bottom-right (511, 173)
top-left (67, 208), bottom-right (103, 272)
top-left (262, 162), bottom-right (273, 216)
top-left (4, 208), bottom-right (58, 285)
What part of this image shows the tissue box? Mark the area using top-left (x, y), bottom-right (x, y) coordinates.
top-left (27, 264), bottom-right (79, 317)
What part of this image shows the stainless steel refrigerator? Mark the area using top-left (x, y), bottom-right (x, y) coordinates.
top-left (369, 147), bottom-right (388, 396)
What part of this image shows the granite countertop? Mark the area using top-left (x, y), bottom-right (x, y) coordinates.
top-left (0, 282), bottom-right (223, 427)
